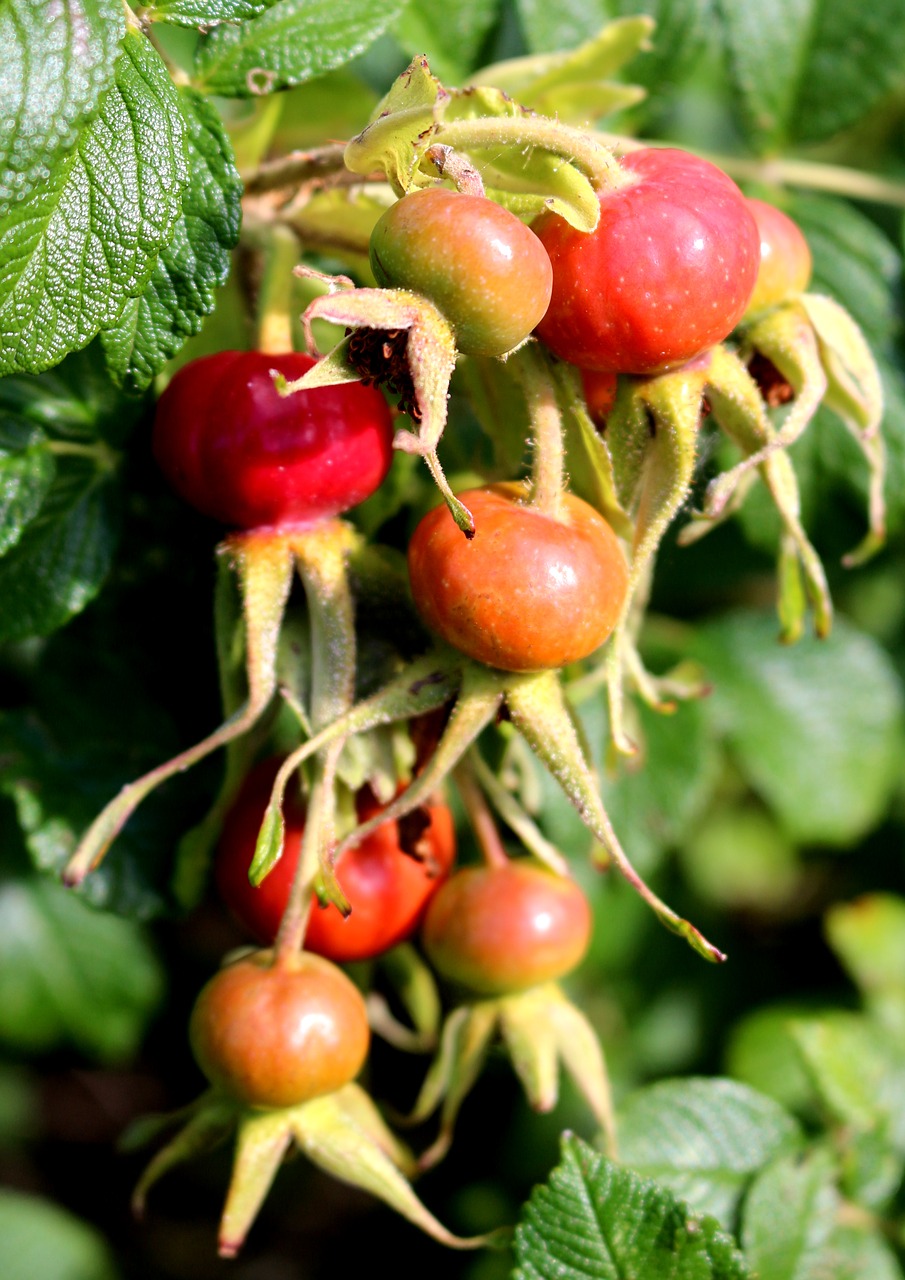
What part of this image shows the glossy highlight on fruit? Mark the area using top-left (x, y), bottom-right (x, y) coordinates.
top-left (533, 148), bottom-right (760, 375)
top-left (215, 760), bottom-right (456, 962)
top-left (422, 861), bottom-right (592, 996)
top-left (153, 350), bottom-right (394, 530)
top-left (189, 950), bottom-right (370, 1108)
top-left (744, 197), bottom-right (813, 315)
top-left (369, 187), bottom-right (553, 357)
top-left (407, 483), bottom-right (628, 672)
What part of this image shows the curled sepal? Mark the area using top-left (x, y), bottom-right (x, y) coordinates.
top-left (704, 304), bottom-right (827, 521)
top-left (498, 984), bottom-right (616, 1157)
top-left (505, 670), bottom-right (725, 964)
top-left (694, 346), bottom-right (832, 639)
top-left (131, 1094), bottom-right (237, 1220)
top-left (289, 1084), bottom-right (493, 1248)
top-left (369, 943), bottom-right (443, 1052)
top-left (295, 287), bottom-right (472, 532)
top-left (344, 56), bottom-right (615, 227)
top-left (407, 1003), bottom-right (500, 1170)
top-left (64, 531), bottom-right (295, 887)
top-left (554, 360), bottom-right (633, 539)
top-left (800, 293), bottom-right (886, 564)
top-left (603, 360), bottom-right (709, 753)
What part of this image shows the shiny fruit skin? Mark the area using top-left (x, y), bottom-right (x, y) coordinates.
top-left (422, 861), bottom-right (592, 996)
top-left (533, 148), bottom-right (760, 375)
top-left (215, 760), bottom-right (456, 962)
top-left (153, 351), bottom-right (394, 530)
top-left (369, 188), bottom-right (553, 357)
top-left (189, 950), bottom-right (370, 1108)
top-left (744, 197), bottom-right (813, 314)
top-left (407, 483), bottom-right (628, 672)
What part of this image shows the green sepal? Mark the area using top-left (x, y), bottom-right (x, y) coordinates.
top-left (131, 1093), bottom-right (237, 1219)
top-left (556, 361), bottom-right (633, 539)
top-left (289, 1085), bottom-right (492, 1248)
top-left (374, 943), bottom-right (443, 1050)
top-left (219, 1109), bottom-right (293, 1258)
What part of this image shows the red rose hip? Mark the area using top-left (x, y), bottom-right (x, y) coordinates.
top-left (533, 148), bottom-right (760, 375)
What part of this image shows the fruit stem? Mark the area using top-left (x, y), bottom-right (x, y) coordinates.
top-left (257, 225), bottom-right (302, 355)
top-left (511, 342), bottom-right (565, 518)
top-left (273, 522), bottom-right (359, 959)
top-left (437, 117), bottom-right (624, 194)
top-left (452, 757), bottom-right (510, 870)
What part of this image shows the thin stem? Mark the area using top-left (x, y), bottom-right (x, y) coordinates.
top-left (438, 117), bottom-right (624, 193)
top-left (241, 143), bottom-right (354, 195)
top-left (452, 757), bottom-right (509, 870)
top-left (256, 226), bottom-right (301, 355)
top-left (511, 343), bottom-right (565, 517)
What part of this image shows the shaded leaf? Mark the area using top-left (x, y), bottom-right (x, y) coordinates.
top-left (148, 0), bottom-right (281, 24)
top-left (741, 1150), bottom-right (838, 1280)
top-left (617, 1077), bottom-right (802, 1227)
top-left (0, 417), bottom-right (55, 556)
top-left (194, 0), bottom-right (407, 97)
top-left (0, 1188), bottom-right (119, 1280)
top-left (692, 612), bottom-right (904, 845)
top-left (394, 0), bottom-right (502, 84)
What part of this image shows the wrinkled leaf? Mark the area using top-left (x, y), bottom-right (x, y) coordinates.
top-left (0, 0), bottom-right (124, 219)
top-left (148, 0), bottom-right (281, 25)
top-left (101, 88), bottom-right (242, 392)
top-left (0, 29), bottom-right (188, 375)
top-left (741, 1149), bottom-right (838, 1280)
top-left (514, 1134), bottom-right (752, 1279)
top-left (0, 418), bottom-right (55, 556)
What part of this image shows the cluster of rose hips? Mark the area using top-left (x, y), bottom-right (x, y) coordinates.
top-left (70, 88), bottom-right (853, 1253)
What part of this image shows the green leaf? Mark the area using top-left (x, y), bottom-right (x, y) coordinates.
top-left (0, 28), bottom-right (188, 376)
top-left (0, 0), bottom-right (125, 219)
top-left (148, 0), bottom-right (282, 25)
top-left (0, 871), bottom-right (163, 1061)
top-left (513, 1134), bottom-right (752, 1280)
top-left (791, 1012), bottom-right (905, 1147)
top-left (692, 612), bottom-right (905, 845)
top-left (101, 88), bottom-right (242, 392)
top-left (717, 0), bottom-right (905, 150)
top-left (0, 342), bottom-right (148, 444)
top-left (616, 1077), bottom-right (802, 1227)
top-left (825, 894), bottom-right (905, 1001)
top-left (0, 1189), bottom-right (120, 1280)
top-left (822, 1224), bottom-right (905, 1280)
top-left (725, 1004), bottom-right (823, 1115)
top-left (395, 0), bottom-right (502, 84)
top-left (0, 417), bottom-right (55, 556)
top-left (194, 0), bottom-right (408, 97)
top-left (0, 454), bottom-right (118, 642)
top-left (740, 1150), bottom-right (838, 1280)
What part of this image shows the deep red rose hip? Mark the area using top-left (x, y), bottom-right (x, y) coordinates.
top-left (369, 187), bottom-right (553, 357)
top-left (422, 861), bottom-right (593, 996)
top-left (153, 351), bottom-right (394, 530)
top-left (189, 950), bottom-right (370, 1108)
top-left (215, 760), bottom-right (456, 962)
top-left (533, 148), bottom-right (760, 375)
top-left (407, 483), bottom-right (628, 672)
top-left (744, 197), bottom-right (813, 315)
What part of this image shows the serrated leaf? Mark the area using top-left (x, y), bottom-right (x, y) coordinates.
top-left (0, 28), bottom-right (188, 376)
top-left (101, 88), bottom-right (242, 392)
top-left (513, 1134), bottom-right (752, 1280)
top-left (0, 1188), bottom-right (119, 1280)
top-left (394, 0), bottom-right (502, 84)
top-left (616, 1077), bottom-right (802, 1227)
top-left (0, 872), bottom-right (163, 1060)
top-left (0, 0), bottom-right (125, 220)
top-left (194, 0), bottom-right (407, 97)
top-left (692, 612), bottom-right (905, 845)
top-left (741, 1150), bottom-right (838, 1280)
top-left (717, 0), bottom-right (905, 150)
top-left (0, 455), bottom-right (118, 641)
top-left (148, 0), bottom-right (281, 25)
top-left (0, 417), bottom-right (55, 556)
